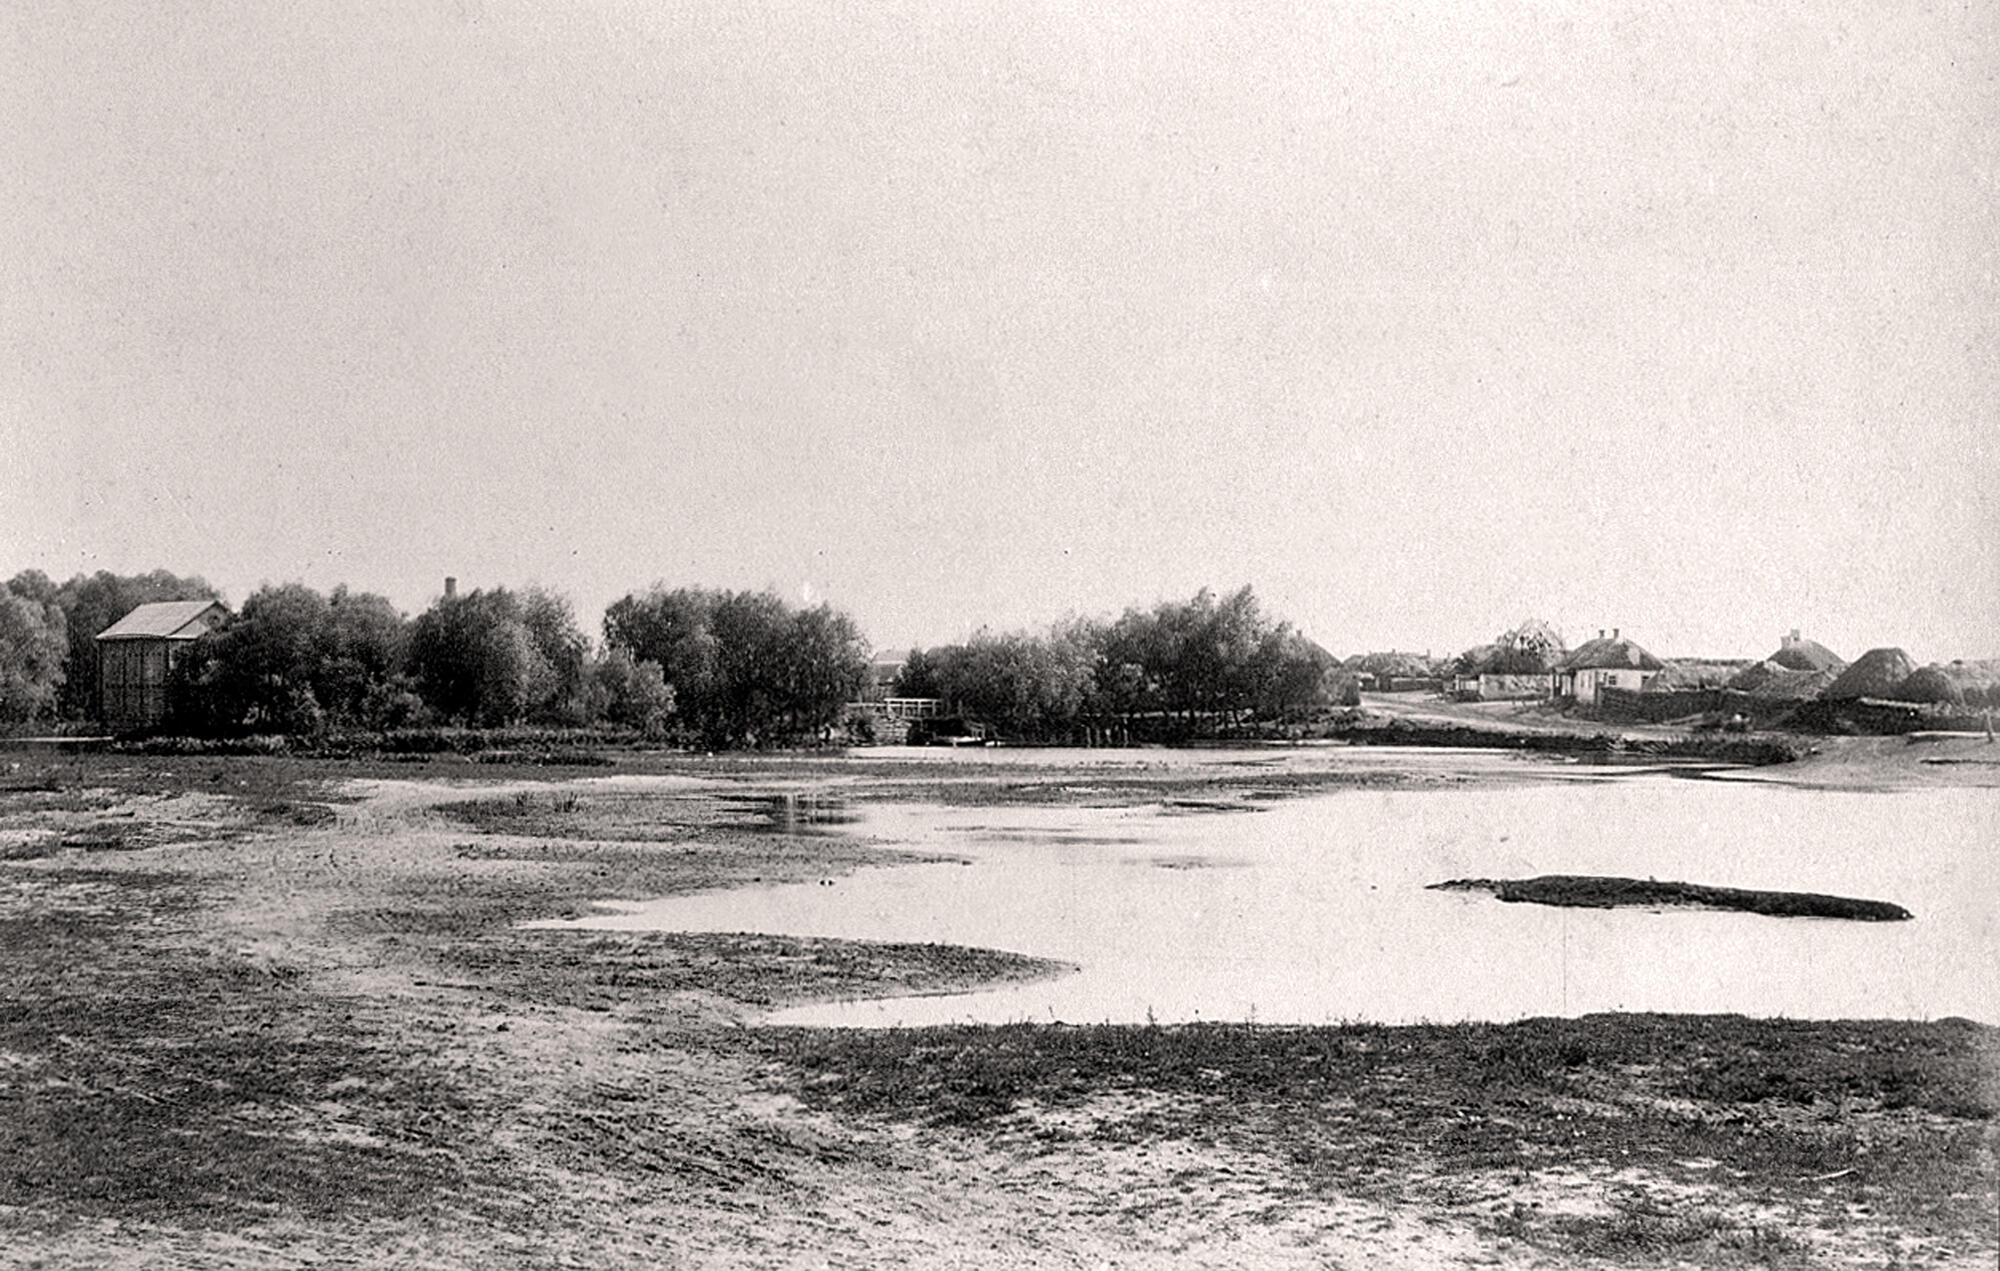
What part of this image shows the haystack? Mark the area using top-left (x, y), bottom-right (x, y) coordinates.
top-left (1894, 665), bottom-right (1965, 707)
top-left (1822, 648), bottom-right (1916, 701)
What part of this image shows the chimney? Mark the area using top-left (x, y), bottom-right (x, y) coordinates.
top-left (1598, 629), bottom-right (1606, 640)
top-left (1783, 628), bottom-right (1800, 648)
top-left (444, 576), bottom-right (457, 599)
top-left (1612, 628), bottom-right (1620, 639)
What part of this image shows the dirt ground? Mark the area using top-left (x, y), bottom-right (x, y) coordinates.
top-left (1740, 733), bottom-right (2000, 791)
top-left (0, 746), bottom-right (1993, 1268)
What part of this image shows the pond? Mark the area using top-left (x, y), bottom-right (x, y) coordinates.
top-left (541, 774), bottom-right (1998, 1027)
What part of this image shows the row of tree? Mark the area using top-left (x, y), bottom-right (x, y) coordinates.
top-left (164, 582), bottom-right (680, 736)
top-left (602, 586), bottom-right (869, 747)
top-left (1, 570), bottom-right (1337, 746)
top-left (167, 582), bottom-right (872, 744)
top-left (892, 587), bottom-right (1340, 742)
top-left (0, 569), bottom-right (872, 745)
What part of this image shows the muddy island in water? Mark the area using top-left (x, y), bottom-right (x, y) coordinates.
top-left (1431, 873), bottom-right (1914, 921)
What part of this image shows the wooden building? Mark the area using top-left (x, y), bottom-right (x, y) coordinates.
top-left (95, 600), bottom-right (229, 731)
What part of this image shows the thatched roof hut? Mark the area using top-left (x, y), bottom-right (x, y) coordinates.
top-left (1768, 630), bottom-right (1846, 674)
top-left (1559, 632), bottom-right (1664, 673)
top-left (1822, 647), bottom-right (1916, 701)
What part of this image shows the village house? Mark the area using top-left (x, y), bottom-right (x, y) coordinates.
top-left (95, 599), bottom-right (229, 731)
top-left (1553, 629), bottom-right (1663, 706)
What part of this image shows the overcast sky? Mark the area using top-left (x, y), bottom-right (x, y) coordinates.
top-left (5, 1), bottom-right (1994, 661)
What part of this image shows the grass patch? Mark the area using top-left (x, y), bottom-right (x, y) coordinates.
top-left (0, 868), bottom-right (467, 1229)
top-left (757, 1014), bottom-right (1998, 1250)
top-left (1542, 1204), bottom-right (1807, 1260)
top-left (443, 930), bottom-right (1069, 1012)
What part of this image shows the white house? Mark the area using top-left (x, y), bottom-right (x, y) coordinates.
top-left (1554, 629), bottom-right (1664, 706)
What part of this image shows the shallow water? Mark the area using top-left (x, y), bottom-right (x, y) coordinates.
top-left (544, 775), bottom-right (1998, 1026)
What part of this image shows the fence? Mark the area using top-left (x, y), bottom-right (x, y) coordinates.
top-left (1595, 687), bottom-right (1806, 727)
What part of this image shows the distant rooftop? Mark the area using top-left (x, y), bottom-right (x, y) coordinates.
top-left (95, 600), bottom-right (227, 641)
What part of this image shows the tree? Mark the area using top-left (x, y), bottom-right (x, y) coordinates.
top-left (0, 575), bottom-right (68, 727)
top-left (604, 587), bottom-right (720, 723)
top-left (602, 585), bottom-right (868, 747)
top-left (891, 647), bottom-right (942, 699)
top-left (407, 589), bottom-right (540, 727)
top-left (587, 647), bottom-right (674, 736)
top-left (1248, 628), bottom-right (1338, 717)
top-left (166, 583), bottom-right (413, 735)
top-left (519, 586), bottom-right (591, 723)
top-left (925, 626), bottom-right (1096, 742)
top-left (1023, 586), bottom-right (1335, 739)
top-left (706, 590), bottom-right (801, 745)
top-left (1453, 621), bottom-right (1564, 678)
top-left (209, 583), bottom-right (333, 734)
top-left (318, 586), bottom-right (408, 724)
top-left (7, 569), bottom-right (60, 609)
top-left (779, 603), bottom-right (871, 740)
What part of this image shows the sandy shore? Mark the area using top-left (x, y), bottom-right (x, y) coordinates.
top-left (0, 746), bottom-right (1992, 1268)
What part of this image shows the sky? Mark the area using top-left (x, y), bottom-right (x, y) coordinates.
top-left (4, 1), bottom-right (1995, 663)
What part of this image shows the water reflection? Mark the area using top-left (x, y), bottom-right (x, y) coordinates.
top-left (722, 791), bottom-right (859, 835)
top-left (547, 778), bottom-right (1998, 1027)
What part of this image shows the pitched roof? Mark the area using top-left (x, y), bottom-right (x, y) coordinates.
top-left (1559, 634), bottom-right (1664, 672)
top-left (95, 600), bottom-right (227, 641)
